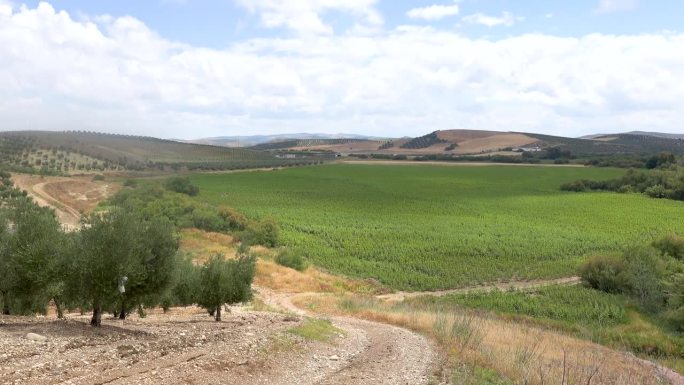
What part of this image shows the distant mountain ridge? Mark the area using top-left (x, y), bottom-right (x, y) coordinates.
top-left (205, 129), bottom-right (684, 156)
top-left (581, 131), bottom-right (684, 140)
top-left (185, 133), bottom-right (388, 148)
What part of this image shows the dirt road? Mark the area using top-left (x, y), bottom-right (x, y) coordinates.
top-left (10, 174), bottom-right (119, 230)
top-left (377, 276), bottom-right (582, 302)
top-left (257, 287), bottom-right (438, 385)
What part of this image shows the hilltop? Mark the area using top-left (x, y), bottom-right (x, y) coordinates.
top-left (241, 129), bottom-right (684, 157)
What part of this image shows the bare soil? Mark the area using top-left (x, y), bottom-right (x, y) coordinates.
top-left (10, 174), bottom-right (120, 230)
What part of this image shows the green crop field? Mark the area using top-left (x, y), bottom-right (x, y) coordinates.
top-left (190, 163), bottom-right (684, 290)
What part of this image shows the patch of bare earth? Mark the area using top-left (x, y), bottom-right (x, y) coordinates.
top-left (0, 306), bottom-right (396, 385)
top-left (10, 174), bottom-right (120, 230)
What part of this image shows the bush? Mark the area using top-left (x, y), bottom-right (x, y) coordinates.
top-left (560, 180), bottom-right (587, 192)
top-left (123, 179), bottom-right (137, 187)
top-left (164, 176), bottom-right (200, 196)
top-left (644, 184), bottom-right (668, 198)
top-left (92, 174), bottom-right (105, 181)
top-left (578, 255), bottom-right (627, 294)
top-left (653, 234), bottom-right (684, 260)
top-left (275, 249), bottom-right (307, 271)
top-left (245, 217), bottom-right (280, 248)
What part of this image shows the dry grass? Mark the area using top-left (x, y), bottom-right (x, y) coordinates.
top-left (291, 293), bottom-right (671, 385)
top-left (254, 259), bottom-right (384, 295)
top-left (453, 133), bottom-right (538, 154)
top-left (179, 228), bottom-right (237, 263)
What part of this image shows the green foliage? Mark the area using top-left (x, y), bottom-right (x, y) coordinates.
top-left (197, 254), bottom-right (256, 321)
top-left (92, 174), bottom-right (105, 181)
top-left (275, 248), bottom-right (307, 271)
top-left (653, 234), bottom-right (684, 261)
top-left (190, 164), bottom-right (684, 290)
top-left (165, 176), bottom-right (200, 196)
top-left (579, 255), bottom-right (627, 294)
top-left (73, 208), bottom-right (179, 325)
top-left (562, 167), bottom-right (684, 201)
top-left (249, 217), bottom-right (279, 248)
top-left (123, 178), bottom-right (138, 187)
top-left (415, 286), bottom-right (628, 329)
top-left (415, 285), bottom-right (683, 363)
top-left (646, 152), bottom-right (676, 169)
top-left (0, 193), bottom-right (67, 315)
top-left (110, 183), bottom-right (278, 247)
top-left (288, 318), bottom-right (339, 342)
top-left (580, 242), bottom-right (684, 331)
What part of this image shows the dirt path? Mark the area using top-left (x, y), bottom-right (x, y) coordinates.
top-left (10, 174), bottom-right (119, 231)
top-left (257, 287), bottom-right (438, 385)
top-left (341, 160), bottom-right (587, 167)
top-left (377, 276), bottom-right (582, 302)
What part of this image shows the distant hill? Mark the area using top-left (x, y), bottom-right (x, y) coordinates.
top-left (0, 131), bottom-right (319, 174)
top-left (187, 133), bottom-right (384, 148)
top-left (241, 129), bottom-right (684, 157)
top-left (624, 131), bottom-right (684, 140)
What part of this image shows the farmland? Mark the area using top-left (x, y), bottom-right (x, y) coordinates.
top-left (191, 163), bottom-right (684, 290)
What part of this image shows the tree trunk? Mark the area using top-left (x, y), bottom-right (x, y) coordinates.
top-left (54, 298), bottom-right (64, 319)
top-left (119, 299), bottom-right (126, 320)
top-left (1, 291), bottom-right (9, 315)
top-left (215, 305), bottom-right (221, 322)
top-left (90, 301), bottom-right (102, 327)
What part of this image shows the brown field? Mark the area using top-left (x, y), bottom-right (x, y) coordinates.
top-left (11, 174), bottom-right (120, 229)
top-left (452, 133), bottom-right (538, 154)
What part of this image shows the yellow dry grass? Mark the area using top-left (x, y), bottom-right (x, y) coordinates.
top-left (254, 259), bottom-right (383, 295)
top-left (179, 228), bottom-right (237, 263)
top-left (453, 133), bottom-right (538, 154)
top-left (291, 293), bottom-right (670, 385)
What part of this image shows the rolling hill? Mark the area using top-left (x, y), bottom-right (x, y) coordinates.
top-left (0, 131), bottom-right (321, 174)
top-left (241, 129), bottom-right (684, 157)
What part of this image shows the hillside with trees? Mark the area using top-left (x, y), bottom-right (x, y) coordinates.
top-left (0, 131), bottom-right (324, 174)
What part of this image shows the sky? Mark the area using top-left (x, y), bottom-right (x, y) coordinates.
top-left (0, 0), bottom-right (682, 139)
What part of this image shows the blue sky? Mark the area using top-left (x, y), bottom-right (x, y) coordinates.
top-left (21, 0), bottom-right (683, 46)
top-left (0, 0), bottom-right (683, 138)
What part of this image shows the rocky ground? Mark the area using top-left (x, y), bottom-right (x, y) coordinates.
top-left (0, 301), bottom-right (438, 385)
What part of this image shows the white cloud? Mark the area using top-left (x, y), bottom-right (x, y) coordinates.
top-left (0, 3), bottom-right (683, 139)
top-left (233, 0), bottom-right (382, 35)
top-left (407, 2), bottom-right (459, 21)
top-left (594, 0), bottom-right (639, 14)
top-left (462, 12), bottom-right (519, 27)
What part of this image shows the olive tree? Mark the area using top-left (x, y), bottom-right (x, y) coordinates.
top-left (74, 209), bottom-right (179, 326)
top-left (197, 254), bottom-right (255, 321)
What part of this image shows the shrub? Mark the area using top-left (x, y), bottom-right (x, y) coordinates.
top-left (164, 176), bottom-right (200, 196)
top-left (578, 255), bottom-right (627, 294)
top-left (560, 180), bottom-right (587, 192)
top-left (275, 249), bottom-right (307, 271)
top-left (644, 184), bottom-right (668, 198)
top-left (218, 206), bottom-right (248, 231)
top-left (247, 217), bottom-right (280, 248)
top-left (123, 179), bottom-right (137, 187)
top-left (92, 174), bottom-right (105, 181)
top-left (653, 234), bottom-right (684, 261)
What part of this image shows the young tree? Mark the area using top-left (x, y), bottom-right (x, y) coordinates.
top-left (197, 254), bottom-right (256, 321)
